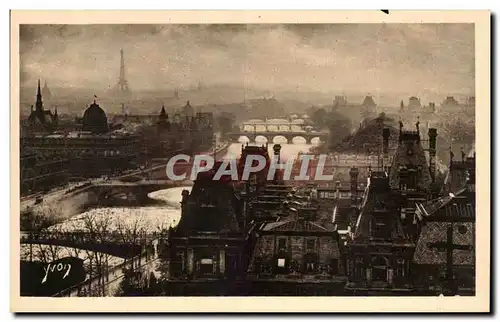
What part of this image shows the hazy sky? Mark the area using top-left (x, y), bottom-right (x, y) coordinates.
top-left (20, 23), bottom-right (475, 95)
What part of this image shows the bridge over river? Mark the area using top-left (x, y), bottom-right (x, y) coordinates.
top-left (226, 118), bottom-right (328, 144)
top-left (21, 230), bottom-right (166, 258)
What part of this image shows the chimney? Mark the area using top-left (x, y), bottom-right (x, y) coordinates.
top-left (272, 144), bottom-right (282, 183)
top-left (428, 128), bottom-right (437, 182)
top-left (349, 167), bottom-right (359, 206)
top-left (335, 180), bottom-right (341, 199)
top-left (273, 144), bottom-right (282, 162)
top-left (382, 128), bottom-right (390, 158)
top-left (181, 189), bottom-right (189, 205)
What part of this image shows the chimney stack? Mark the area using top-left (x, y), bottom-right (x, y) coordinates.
top-left (272, 144), bottom-right (282, 183)
top-left (382, 128), bottom-right (390, 158)
top-left (428, 128), bottom-right (437, 182)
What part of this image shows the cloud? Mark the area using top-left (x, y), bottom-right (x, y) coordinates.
top-left (19, 23), bottom-right (474, 95)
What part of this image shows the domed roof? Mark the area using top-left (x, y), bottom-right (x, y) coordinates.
top-left (82, 100), bottom-right (108, 133)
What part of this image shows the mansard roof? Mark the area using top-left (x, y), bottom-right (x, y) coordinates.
top-left (388, 130), bottom-right (431, 190)
top-left (175, 173), bottom-right (242, 234)
top-left (352, 172), bottom-right (410, 242)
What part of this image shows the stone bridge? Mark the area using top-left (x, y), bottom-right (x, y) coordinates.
top-left (90, 179), bottom-right (189, 203)
top-left (226, 131), bottom-right (329, 144)
top-left (20, 230), bottom-right (165, 258)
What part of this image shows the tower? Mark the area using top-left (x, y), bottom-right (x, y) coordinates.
top-left (116, 49), bottom-right (130, 92)
top-left (42, 81), bottom-right (51, 101)
top-left (35, 79), bottom-right (43, 113)
top-left (382, 127), bottom-right (391, 168)
top-left (428, 128), bottom-right (437, 183)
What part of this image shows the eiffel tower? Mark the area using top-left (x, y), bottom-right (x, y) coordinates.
top-left (116, 48), bottom-right (130, 93)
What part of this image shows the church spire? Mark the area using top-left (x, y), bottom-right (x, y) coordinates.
top-left (35, 79), bottom-right (43, 112)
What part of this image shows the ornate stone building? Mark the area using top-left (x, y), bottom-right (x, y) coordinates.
top-left (246, 204), bottom-right (347, 295)
top-left (345, 170), bottom-right (416, 295)
top-left (153, 102), bottom-right (214, 158)
top-left (161, 163), bottom-right (249, 295)
top-left (82, 98), bottom-right (108, 134)
top-left (21, 97), bottom-right (140, 179)
top-left (20, 151), bottom-right (68, 195)
top-left (25, 80), bottom-right (58, 133)
top-left (388, 121), bottom-right (435, 241)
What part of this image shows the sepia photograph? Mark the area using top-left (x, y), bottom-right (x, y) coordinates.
top-left (10, 10), bottom-right (490, 313)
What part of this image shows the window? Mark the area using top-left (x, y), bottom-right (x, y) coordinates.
top-left (276, 237), bottom-right (289, 273)
top-left (172, 252), bottom-right (185, 275)
top-left (198, 258), bottom-right (215, 276)
top-left (200, 258), bottom-right (213, 265)
top-left (395, 258), bottom-right (405, 277)
top-left (371, 256), bottom-right (388, 282)
top-left (407, 169), bottom-right (417, 190)
top-left (306, 239), bottom-right (316, 252)
top-left (329, 258), bottom-right (339, 275)
top-left (371, 215), bottom-right (390, 240)
top-left (304, 238), bottom-right (318, 274)
top-left (355, 256), bottom-right (364, 277)
top-left (277, 238), bottom-right (287, 252)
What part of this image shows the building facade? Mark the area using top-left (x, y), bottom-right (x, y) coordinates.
top-left (246, 213), bottom-right (347, 295)
top-left (20, 151), bottom-right (68, 195)
top-left (345, 171), bottom-right (416, 295)
top-left (160, 163), bottom-right (249, 296)
top-left (21, 98), bottom-right (140, 179)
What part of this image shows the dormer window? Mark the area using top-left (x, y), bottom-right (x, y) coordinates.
top-left (371, 214), bottom-right (391, 240)
top-left (407, 169), bottom-right (417, 190)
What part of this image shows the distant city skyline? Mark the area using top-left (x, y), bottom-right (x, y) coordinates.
top-left (20, 24), bottom-right (475, 95)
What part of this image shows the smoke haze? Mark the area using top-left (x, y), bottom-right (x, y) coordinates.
top-left (20, 23), bottom-right (475, 95)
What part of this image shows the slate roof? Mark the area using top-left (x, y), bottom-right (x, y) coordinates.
top-left (413, 221), bottom-right (475, 265)
top-left (176, 169), bottom-right (242, 234)
top-left (352, 172), bottom-right (410, 242)
top-left (415, 188), bottom-right (474, 221)
top-left (334, 114), bottom-right (399, 153)
top-left (388, 131), bottom-right (432, 191)
top-left (413, 184), bottom-right (475, 265)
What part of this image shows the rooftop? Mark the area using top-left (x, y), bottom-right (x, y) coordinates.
top-left (27, 130), bottom-right (137, 139)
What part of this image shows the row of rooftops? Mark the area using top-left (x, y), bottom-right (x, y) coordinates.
top-left (21, 130), bottom-right (139, 140)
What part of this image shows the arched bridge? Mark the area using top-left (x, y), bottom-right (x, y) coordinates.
top-left (226, 131), bottom-right (329, 144)
top-left (20, 230), bottom-right (166, 258)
